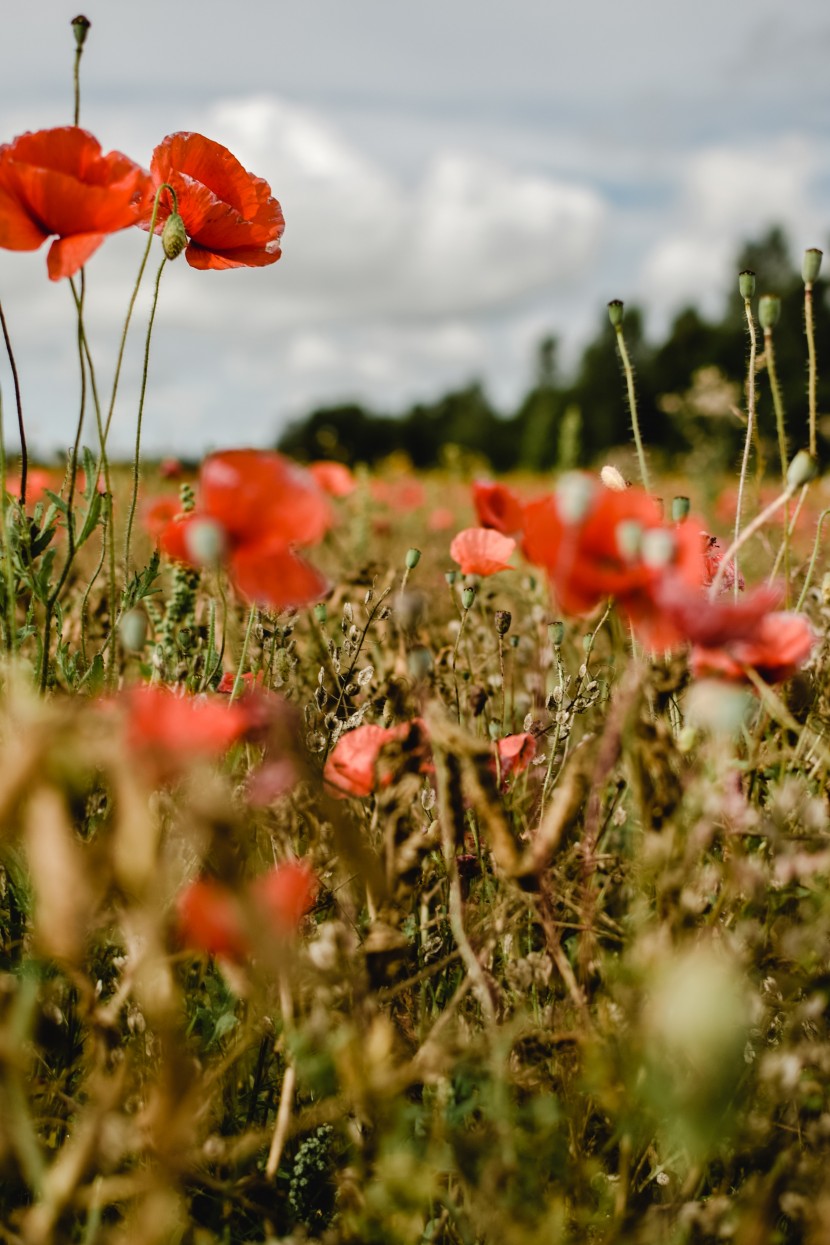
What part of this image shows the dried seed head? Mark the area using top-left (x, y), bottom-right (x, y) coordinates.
top-left (494, 609), bottom-right (512, 636)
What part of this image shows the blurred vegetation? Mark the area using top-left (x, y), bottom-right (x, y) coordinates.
top-left (279, 226), bottom-right (830, 475)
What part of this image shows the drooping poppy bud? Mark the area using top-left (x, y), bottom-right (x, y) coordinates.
top-left (161, 211), bottom-right (187, 260)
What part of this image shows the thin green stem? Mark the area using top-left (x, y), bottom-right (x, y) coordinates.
top-left (765, 326), bottom-right (790, 603)
top-left (73, 46), bottom-right (82, 126)
top-left (795, 506), bottom-right (830, 611)
top-left (0, 389), bottom-right (15, 654)
top-left (733, 297), bottom-right (757, 598)
top-left (230, 604), bottom-right (258, 704)
top-left (451, 607), bottom-right (471, 724)
top-left (614, 324), bottom-right (651, 493)
top-left (805, 281), bottom-right (818, 457)
top-left (79, 495), bottom-right (110, 668)
top-left (123, 256), bottom-right (167, 580)
top-left (708, 482), bottom-right (795, 598)
top-left (0, 301), bottom-right (26, 507)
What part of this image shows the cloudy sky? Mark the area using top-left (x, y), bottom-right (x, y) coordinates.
top-left (0, 1), bottom-right (828, 456)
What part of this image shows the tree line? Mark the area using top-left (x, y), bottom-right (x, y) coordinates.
top-left (278, 228), bottom-right (828, 475)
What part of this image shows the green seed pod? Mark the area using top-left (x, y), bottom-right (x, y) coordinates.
top-left (183, 517), bottom-right (227, 567)
top-left (461, 586), bottom-right (476, 610)
top-left (161, 212), bottom-right (188, 260)
top-left (405, 547), bottom-right (421, 570)
top-left (445, 570), bottom-right (458, 587)
top-left (758, 293), bottom-right (781, 330)
top-left (71, 15), bottom-right (91, 47)
top-left (314, 602), bottom-right (327, 624)
top-left (548, 620), bottom-right (565, 648)
top-left (607, 299), bottom-right (625, 327)
top-left (738, 270), bottom-right (756, 299)
top-left (803, 248), bottom-right (823, 284)
top-left (671, 495), bottom-right (691, 522)
top-left (119, 608), bottom-right (148, 652)
top-left (786, 449), bottom-right (818, 490)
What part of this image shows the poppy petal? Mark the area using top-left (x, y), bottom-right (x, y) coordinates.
top-left (450, 527), bottom-right (516, 577)
top-left (230, 542), bottom-right (329, 610)
top-left (47, 231), bottom-right (106, 280)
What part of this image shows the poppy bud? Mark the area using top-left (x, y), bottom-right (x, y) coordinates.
top-left (548, 620), bottom-right (565, 648)
top-left (119, 608), bottom-right (148, 652)
top-left (671, 496), bottom-right (691, 522)
top-left (738, 270), bottom-right (756, 299)
top-left (607, 299), bottom-right (625, 327)
top-left (461, 586), bottom-right (476, 610)
top-left (161, 212), bottom-right (187, 260)
top-left (494, 609), bottom-right (512, 636)
top-left (184, 517), bottom-right (227, 567)
top-left (786, 449), bottom-right (818, 490)
top-left (71, 15), bottom-right (91, 47)
top-left (600, 464), bottom-right (627, 492)
top-left (758, 294), bottom-right (781, 330)
top-left (802, 248), bottom-right (823, 284)
top-left (314, 602), bottom-right (327, 624)
top-left (405, 547), bottom-right (421, 570)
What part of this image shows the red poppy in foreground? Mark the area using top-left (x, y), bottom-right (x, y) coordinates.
top-left (252, 861), bottom-right (318, 935)
top-left (690, 611), bottom-right (816, 685)
top-left (177, 860), bottom-right (317, 962)
top-left (125, 685), bottom-right (250, 780)
top-left (0, 127), bottom-right (150, 279)
top-left (450, 527), bottom-right (516, 577)
top-left (158, 449), bottom-right (331, 611)
top-left (146, 132), bottom-right (284, 271)
top-left (522, 474), bottom-right (705, 650)
top-left (472, 480), bottom-right (525, 537)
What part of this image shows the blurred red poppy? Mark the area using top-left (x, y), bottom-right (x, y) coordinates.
top-left (158, 449), bottom-right (331, 611)
top-left (690, 611), bottom-right (815, 684)
top-left (126, 685), bottom-right (250, 780)
top-left (450, 527), bottom-right (516, 577)
top-left (522, 474), bottom-right (705, 650)
top-left (428, 506), bottom-right (456, 532)
top-left (143, 496), bottom-right (181, 542)
top-left (472, 480), bottom-right (524, 536)
top-left (371, 478), bottom-right (425, 512)
top-left (702, 534), bottom-right (744, 594)
top-left (323, 720), bottom-right (431, 797)
top-left (177, 878), bottom-right (249, 962)
top-left (309, 460), bottom-right (356, 497)
top-left (147, 132), bottom-right (284, 271)
top-left (0, 127), bottom-right (151, 280)
top-left (252, 861), bottom-right (318, 934)
top-left (5, 468), bottom-right (54, 506)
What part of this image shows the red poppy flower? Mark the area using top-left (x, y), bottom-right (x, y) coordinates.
top-left (0, 127), bottom-right (151, 280)
top-left (158, 449), bottom-right (331, 611)
top-left (496, 733), bottom-right (537, 779)
top-left (522, 474), bottom-right (705, 650)
top-left (690, 611), bottom-right (815, 684)
top-left (702, 534), bottom-right (744, 594)
top-left (370, 478), bottom-right (426, 512)
top-left (146, 132), bottom-right (284, 271)
top-left (309, 460), bottom-right (356, 498)
top-left (252, 861), bottom-right (317, 934)
top-left (125, 685), bottom-right (250, 780)
top-left (144, 496), bottom-right (181, 542)
top-left (5, 468), bottom-right (54, 506)
top-left (472, 480), bottom-right (525, 537)
top-left (177, 877), bottom-right (250, 962)
top-left (450, 527), bottom-right (516, 577)
top-left (428, 506), bottom-right (456, 532)
top-left (323, 720), bottom-right (430, 797)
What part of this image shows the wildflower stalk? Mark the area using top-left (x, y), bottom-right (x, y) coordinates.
top-left (229, 603), bottom-right (258, 704)
top-left (0, 390), bottom-right (16, 654)
top-left (451, 588), bottom-right (475, 723)
top-left (79, 495), bottom-right (110, 667)
top-left (540, 636), bottom-right (566, 819)
top-left (709, 480), bottom-right (796, 598)
top-left (762, 303), bottom-right (791, 603)
top-left (795, 506), bottom-right (830, 611)
top-left (123, 255), bottom-right (167, 579)
top-left (608, 301), bottom-right (651, 493)
top-left (733, 273), bottom-right (757, 599)
top-left (803, 249), bottom-right (822, 456)
top-left (0, 302), bottom-right (26, 507)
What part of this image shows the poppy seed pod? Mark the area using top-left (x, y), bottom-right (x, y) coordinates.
top-left (494, 609), bottom-right (512, 636)
top-left (548, 620), bottom-right (565, 648)
top-left (71, 15), bottom-right (91, 47)
top-left (607, 299), bottom-right (624, 327)
top-left (161, 211), bottom-right (187, 260)
top-left (758, 294), bottom-right (781, 330)
top-left (786, 449), bottom-right (818, 490)
top-left (672, 496), bottom-right (691, 522)
top-left (461, 586), bottom-right (476, 610)
top-left (738, 270), bottom-right (756, 299)
top-left (803, 248), bottom-right (823, 285)
top-left (405, 547), bottom-right (421, 570)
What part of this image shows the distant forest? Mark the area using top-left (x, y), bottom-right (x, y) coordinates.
top-left (278, 228), bottom-right (829, 476)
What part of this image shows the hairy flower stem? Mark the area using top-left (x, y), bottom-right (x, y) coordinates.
top-left (613, 324), bottom-right (651, 494)
top-left (796, 506), bottom-right (830, 611)
top-left (99, 183), bottom-right (177, 457)
top-left (0, 302), bottom-right (26, 507)
top-left (0, 391), bottom-right (16, 654)
top-left (805, 280), bottom-right (818, 456)
top-left (733, 296), bottom-right (757, 599)
top-left (765, 326), bottom-right (791, 603)
top-left (123, 256), bottom-right (167, 580)
top-left (229, 604), bottom-right (258, 704)
top-left (709, 482), bottom-right (795, 598)
top-left (451, 605), bottom-right (471, 724)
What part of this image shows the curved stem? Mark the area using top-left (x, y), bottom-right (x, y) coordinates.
top-left (765, 327), bottom-right (790, 604)
top-left (733, 296), bottom-right (757, 598)
top-left (795, 506), bottom-right (830, 611)
top-left (0, 301), bottom-right (26, 507)
top-left (614, 324), bottom-right (651, 493)
top-left (708, 483), bottom-right (794, 599)
top-left (123, 256), bottom-right (167, 580)
top-left (229, 603), bottom-right (258, 703)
